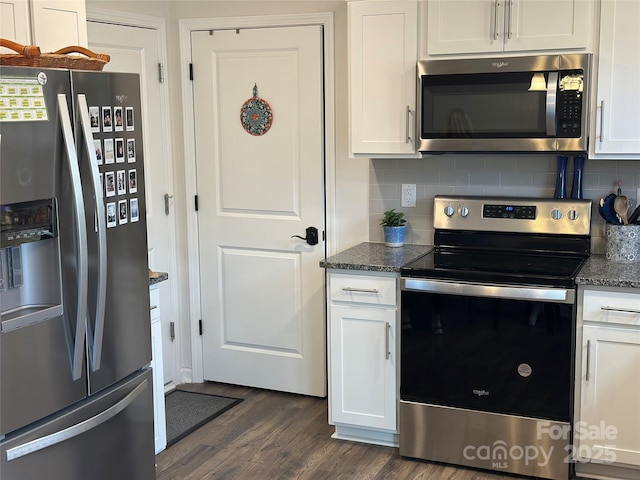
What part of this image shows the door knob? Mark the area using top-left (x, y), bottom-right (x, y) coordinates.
top-left (291, 226), bottom-right (319, 245)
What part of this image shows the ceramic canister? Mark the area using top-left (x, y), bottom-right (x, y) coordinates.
top-left (605, 224), bottom-right (640, 263)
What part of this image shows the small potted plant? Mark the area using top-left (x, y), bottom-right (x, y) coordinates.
top-left (380, 209), bottom-right (407, 247)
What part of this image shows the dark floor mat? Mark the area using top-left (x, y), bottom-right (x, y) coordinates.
top-left (165, 390), bottom-right (242, 447)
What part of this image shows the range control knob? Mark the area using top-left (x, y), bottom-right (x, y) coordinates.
top-left (551, 208), bottom-right (563, 220)
top-left (567, 210), bottom-right (579, 221)
top-left (459, 206), bottom-right (469, 218)
top-left (444, 205), bottom-right (455, 217)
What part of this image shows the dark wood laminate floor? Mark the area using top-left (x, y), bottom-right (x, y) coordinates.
top-left (155, 382), bottom-right (518, 480)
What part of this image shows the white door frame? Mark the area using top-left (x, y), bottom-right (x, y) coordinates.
top-left (179, 13), bottom-right (336, 384)
top-left (86, 7), bottom-right (182, 386)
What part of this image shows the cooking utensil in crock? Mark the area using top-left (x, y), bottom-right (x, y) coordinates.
top-left (614, 195), bottom-right (629, 224)
top-left (599, 194), bottom-right (621, 224)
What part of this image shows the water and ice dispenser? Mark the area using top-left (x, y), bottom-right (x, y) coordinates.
top-left (0, 198), bottom-right (62, 333)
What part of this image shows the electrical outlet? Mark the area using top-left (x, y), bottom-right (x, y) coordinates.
top-left (401, 184), bottom-right (416, 208)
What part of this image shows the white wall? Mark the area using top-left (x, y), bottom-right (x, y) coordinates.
top-left (86, 0), bottom-right (369, 378)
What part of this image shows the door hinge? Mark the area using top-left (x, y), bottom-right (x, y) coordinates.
top-left (158, 62), bottom-right (165, 83)
top-left (189, 63), bottom-right (194, 81)
top-left (194, 195), bottom-right (199, 211)
top-left (198, 319), bottom-right (203, 336)
top-left (169, 321), bottom-right (175, 341)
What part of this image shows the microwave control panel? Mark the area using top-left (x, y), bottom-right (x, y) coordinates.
top-left (557, 72), bottom-right (584, 137)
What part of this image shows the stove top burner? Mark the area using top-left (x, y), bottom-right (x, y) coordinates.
top-left (401, 249), bottom-right (586, 288)
top-left (401, 196), bottom-right (593, 288)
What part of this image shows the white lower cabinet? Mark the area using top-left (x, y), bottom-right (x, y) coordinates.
top-left (150, 285), bottom-right (167, 454)
top-left (328, 271), bottom-right (398, 446)
top-left (575, 287), bottom-right (640, 478)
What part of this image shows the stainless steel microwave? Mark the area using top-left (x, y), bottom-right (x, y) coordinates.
top-left (417, 54), bottom-right (591, 153)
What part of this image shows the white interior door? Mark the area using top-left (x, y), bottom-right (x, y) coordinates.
top-left (87, 20), bottom-right (179, 389)
top-left (192, 25), bottom-right (326, 397)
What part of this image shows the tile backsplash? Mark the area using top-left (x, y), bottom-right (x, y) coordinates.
top-left (369, 155), bottom-right (640, 254)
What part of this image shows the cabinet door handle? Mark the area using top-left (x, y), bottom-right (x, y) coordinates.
top-left (601, 305), bottom-right (640, 315)
top-left (585, 340), bottom-right (591, 382)
top-left (405, 106), bottom-right (413, 143)
top-left (493, 0), bottom-right (501, 40)
top-left (385, 322), bottom-right (391, 360)
top-left (341, 287), bottom-right (378, 294)
top-left (150, 305), bottom-right (158, 311)
top-left (599, 100), bottom-right (605, 143)
top-left (507, 0), bottom-right (514, 39)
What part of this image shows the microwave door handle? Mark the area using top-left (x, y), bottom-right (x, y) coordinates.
top-left (76, 94), bottom-right (107, 371)
top-left (546, 71), bottom-right (559, 136)
top-left (57, 94), bottom-right (88, 381)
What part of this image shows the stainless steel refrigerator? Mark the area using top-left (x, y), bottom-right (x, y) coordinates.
top-left (0, 66), bottom-right (155, 479)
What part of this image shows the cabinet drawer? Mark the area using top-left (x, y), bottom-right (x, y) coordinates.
top-left (582, 289), bottom-right (640, 326)
top-left (329, 273), bottom-right (396, 306)
top-left (149, 286), bottom-right (160, 322)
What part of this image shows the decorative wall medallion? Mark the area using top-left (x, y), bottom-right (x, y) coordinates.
top-left (240, 83), bottom-right (273, 136)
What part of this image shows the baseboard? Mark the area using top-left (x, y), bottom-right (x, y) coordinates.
top-left (332, 424), bottom-right (398, 448)
top-left (575, 461), bottom-right (640, 480)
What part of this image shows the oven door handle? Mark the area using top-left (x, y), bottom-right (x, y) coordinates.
top-left (401, 278), bottom-right (574, 304)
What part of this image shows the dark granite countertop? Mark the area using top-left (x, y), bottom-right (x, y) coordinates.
top-left (149, 271), bottom-right (169, 286)
top-left (576, 255), bottom-right (640, 289)
top-left (320, 242), bottom-right (432, 273)
top-left (321, 244), bottom-right (640, 290)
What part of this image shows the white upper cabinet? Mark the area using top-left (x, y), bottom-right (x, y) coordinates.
top-left (591, 0), bottom-right (640, 157)
top-left (0, 0), bottom-right (31, 45)
top-left (30, 0), bottom-right (87, 51)
top-left (426, 0), bottom-right (590, 55)
top-left (348, 0), bottom-right (418, 157)
top-left (0, 0), bottom-right (87, 51)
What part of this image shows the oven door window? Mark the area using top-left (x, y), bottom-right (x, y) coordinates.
top-left (421, 72), bottom-right (549, 139)
top-left (400, 291), bottom-right (573, 422)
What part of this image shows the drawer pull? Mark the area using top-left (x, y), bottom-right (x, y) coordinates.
top-left (150, 305), bottom-right (158, 311)
top-left (342, 287), bottom-right (379, 294)
top-left (601, 305), bottom-right (640, 315)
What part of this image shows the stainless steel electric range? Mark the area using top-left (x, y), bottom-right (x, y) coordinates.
top-left (399, 195), bottom-right (592, 480)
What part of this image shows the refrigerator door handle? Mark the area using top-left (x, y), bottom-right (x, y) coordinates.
top-left (76, 94), bottom-right (107, 371)
top-left (5, 379), bottom-right (148, 461)
top-left (57, 94), bottom-right (88, 381)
